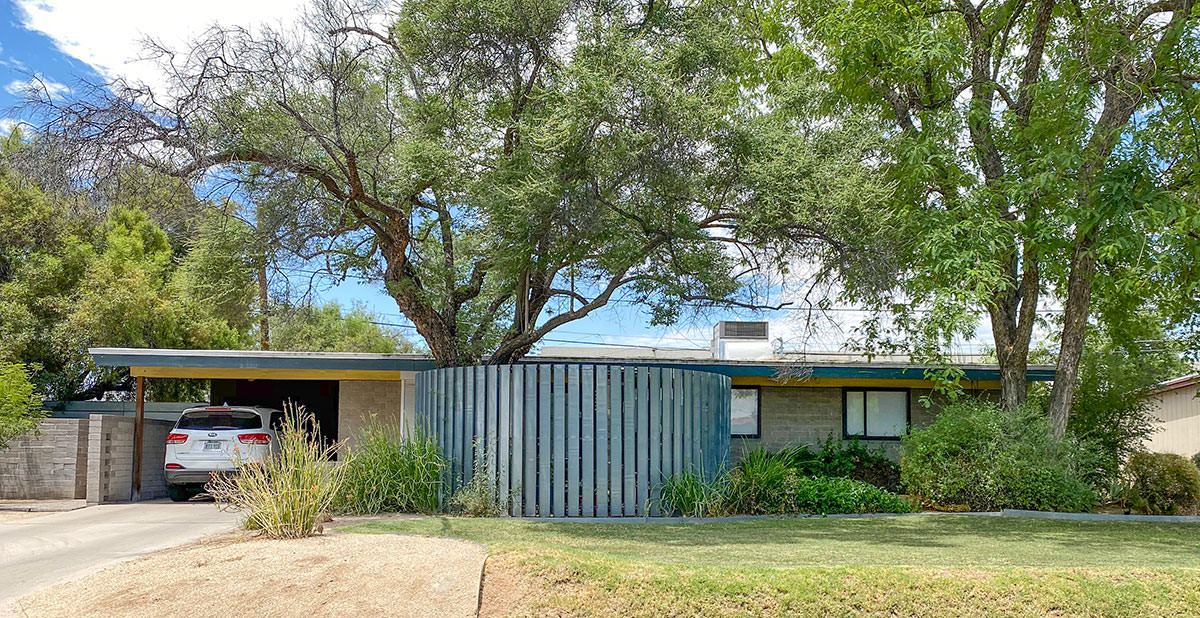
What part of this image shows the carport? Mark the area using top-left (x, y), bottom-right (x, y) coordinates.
top-left (89, 348), bottom-right (435, 501)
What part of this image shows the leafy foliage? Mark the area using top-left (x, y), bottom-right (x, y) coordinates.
top-left (745, 0), bottom-right (1200, 423)
top-left (772, 438), bottom-right (901, 492)
top-left (901, 400), bottom-right (1099, 512)
top-left (1122, 452), bottom-right (1200, 516)
top-left (271, 302), bottom-right (415, 354)
top-left (208, 404), bottom-right (344, 538)
top-left (1064, 327), bottom-right (1190, 487)
top-left (337, 422), bottom-right (445, 515)
top-left (0, 362), bottom-right (45, 449)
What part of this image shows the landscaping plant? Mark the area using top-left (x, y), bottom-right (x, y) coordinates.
top-left (657, 468), bottom-right (731, 518)
top-left (1122, 452), bottom-right (1200, 515)
top-left (775, 438), bottom-right (901, 492)
top-left (337, 421), bottom-right (446, 515)
top-left (208, 404), bottom-right (343, 538)
top-left (0, 362), bottom-right (44, 449)
top-left (901, 400), bottom-right (1099, 512)
top-left (448, 439), bottom-right (509, 517)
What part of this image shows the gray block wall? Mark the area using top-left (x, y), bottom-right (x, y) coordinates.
top-left (85, 415), bottom-right (175, 503)
top-left (0, 418), bottom-right (90, 499)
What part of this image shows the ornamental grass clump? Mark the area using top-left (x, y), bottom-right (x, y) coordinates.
top-left (657, 467), bottom-right (731, 518)
top-left (337, 421), bottom-right (446, 515)
top-left (208, 403), bottom-right (342, 538)
top-left (448, 440), bottom-right (508, 517)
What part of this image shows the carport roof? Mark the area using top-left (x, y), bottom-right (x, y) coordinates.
top-left (90, 347), bottom-right (1056, 382)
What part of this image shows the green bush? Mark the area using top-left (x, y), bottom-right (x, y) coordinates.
top-left (208, 404), bottom-right (343, 538)
top-left (448, 440), bottom-right (509, 517)
top-left (0, 362), bottom-right (45, 450)
top-left (657, 468), bottom-right (731, 517)
top-left (784, 475), bottom-right (912, 515)
top-left (773, 438), bottom-right (901, 492)
top-left (900, 399), bottom-right (1099, 512)
top-left (337, 422), bottom-right (446, 515)
top-left (1123, 451), bottom-right (1200, 515)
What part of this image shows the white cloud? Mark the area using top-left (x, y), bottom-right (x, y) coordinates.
top-left (0, 118), bottom-right (18, 135)
top-left (5, 76), bottom-right (71, 97)
top-left (14, 0), bottom-right (307, 92)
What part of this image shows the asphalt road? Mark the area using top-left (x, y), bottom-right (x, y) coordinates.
top-left (0, 501), bottom-right (238, 616)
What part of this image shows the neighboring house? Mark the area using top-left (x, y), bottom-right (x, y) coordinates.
top-left (88, 321), bottom-right (1053, 462)
top-left (1144, 373), bottom-right (1200, 458)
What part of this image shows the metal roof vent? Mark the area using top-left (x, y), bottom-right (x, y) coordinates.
top-left (712, 321), bottom-right (772, 360)
top-left (715, 321), bottom-right (769, 340)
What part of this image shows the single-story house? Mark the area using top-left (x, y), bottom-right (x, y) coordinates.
top-left (89, 321), bottom-right (1053, 460)
top-left (1145, 373), bottom-right (1200, 458)
top-left (78, 321), bottom-right (1055, 514)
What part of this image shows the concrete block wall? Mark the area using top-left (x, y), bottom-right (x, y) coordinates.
top-left (0, 418), bottom-right (90, 499)
top-left (85, 415), bottom-right (174, 503)
top-left (338, 380), bottom-right (414, 452)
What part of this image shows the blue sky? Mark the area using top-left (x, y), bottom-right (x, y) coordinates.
top-left (0, 0), bottom-right (999, 356)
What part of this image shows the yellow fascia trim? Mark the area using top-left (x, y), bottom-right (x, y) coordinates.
top-left (130, 366), bottom-right (410, 381)
top-left (729, 376), bottom-right (1002, 390)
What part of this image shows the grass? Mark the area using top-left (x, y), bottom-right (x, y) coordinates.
top-left (344, 515), bottom-right (1200, 617)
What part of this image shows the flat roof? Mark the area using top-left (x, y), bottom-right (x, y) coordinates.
top-left (90, 347), bottom-right (1056, 381)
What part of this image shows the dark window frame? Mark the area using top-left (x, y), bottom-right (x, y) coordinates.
top-left (842, 387), bottom-right (911, 441)
top-left (731, 386), bottom-right (762, 439)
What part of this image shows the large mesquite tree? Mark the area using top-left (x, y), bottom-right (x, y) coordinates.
top-left (26, 0), bottom-right (824, 366)
top-left (751, 0), bottom-right (1200, 433)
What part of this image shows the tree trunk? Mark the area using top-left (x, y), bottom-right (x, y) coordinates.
top-left (1047, 233), bottom-right (1098, 437)
top-left (257, 265), bottom-right (270, 351)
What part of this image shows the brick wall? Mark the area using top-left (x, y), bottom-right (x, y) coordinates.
top-left (732, 386), bottom-right (958, 461)
top-left (338, 380), bottom-right (414, 451)
top-left (85, 415), bottom-right (174, 503)
top-left (0, 418), bottom-right (89, 499)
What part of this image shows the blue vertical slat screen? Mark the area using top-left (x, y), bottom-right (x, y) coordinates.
top-left (415, 363), bottom-right (730, 517)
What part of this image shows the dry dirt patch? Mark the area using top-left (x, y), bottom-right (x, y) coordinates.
top-left (0, 511), bottom-right (49, 524)
top-left (15, 532), bottom-right (486, 618)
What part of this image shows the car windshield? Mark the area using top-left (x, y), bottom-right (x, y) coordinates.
top-left (177, 410), bottom-right (262, 430)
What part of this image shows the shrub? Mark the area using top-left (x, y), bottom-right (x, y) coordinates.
top-left (208, 404), bottom-right (343, 538)
top-left (1194, 452), bottom-right (1200, 469)
top-left (448, 441), bottom-right (509, 517)
top-left (901, 399), bottom-right (1099, 512)
top-left (1123, 452), bottom-right (1200, 515)
top-left (784, 475), bottom-right (912, 515)
top-left (337, 422), bottom-right (446, 515)
top-left (727, 448), bottom-right (792, 514)
top-left (657, 468), bottom-right (731, 517)
top-left (0, 362), bottom-right (44, 450)
top-left (772, 438), bottom-right (901, 492)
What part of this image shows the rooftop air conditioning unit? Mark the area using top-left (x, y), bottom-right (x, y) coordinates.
top-left (711, 321), bottom-right (772, 360)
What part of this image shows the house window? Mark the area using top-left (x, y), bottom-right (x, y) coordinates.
top-left (731, 387), bottom-right (761, 438)
top-left (843, 389), bottom-right (909, 440)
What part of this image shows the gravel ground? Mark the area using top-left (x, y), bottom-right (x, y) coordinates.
top-left (13, 531), bottom-right (487, 618)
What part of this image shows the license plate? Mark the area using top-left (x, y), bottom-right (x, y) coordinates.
top-left (203, 441), bottom-right (222, 451)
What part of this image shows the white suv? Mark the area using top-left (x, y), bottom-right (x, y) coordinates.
top-left (165, 406), bottom-right (283, 501)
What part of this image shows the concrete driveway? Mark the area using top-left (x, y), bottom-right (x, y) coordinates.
top-left (0, 501), bottom-right (238, 616)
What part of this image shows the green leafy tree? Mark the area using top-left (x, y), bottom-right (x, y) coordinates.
top-left (27, 0), bottom-right (820, 366)
top-left (0, 362), bottom-right (44, 449)
top-left (271, 302), bottom-right (416, 354)
top-left (1062, 323), bottom-right (1190, 485)
top-left (749, 0), bottom-right (1200, 434)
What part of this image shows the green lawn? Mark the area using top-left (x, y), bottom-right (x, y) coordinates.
top-left (344, 515), bottom-right (1200, 617)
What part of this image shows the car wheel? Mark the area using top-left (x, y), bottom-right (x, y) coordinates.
top-left (168, 484), bottom-right (192, 502)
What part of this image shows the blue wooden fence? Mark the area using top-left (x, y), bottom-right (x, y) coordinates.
top-left (415, 363), bottom-right (731, 517)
